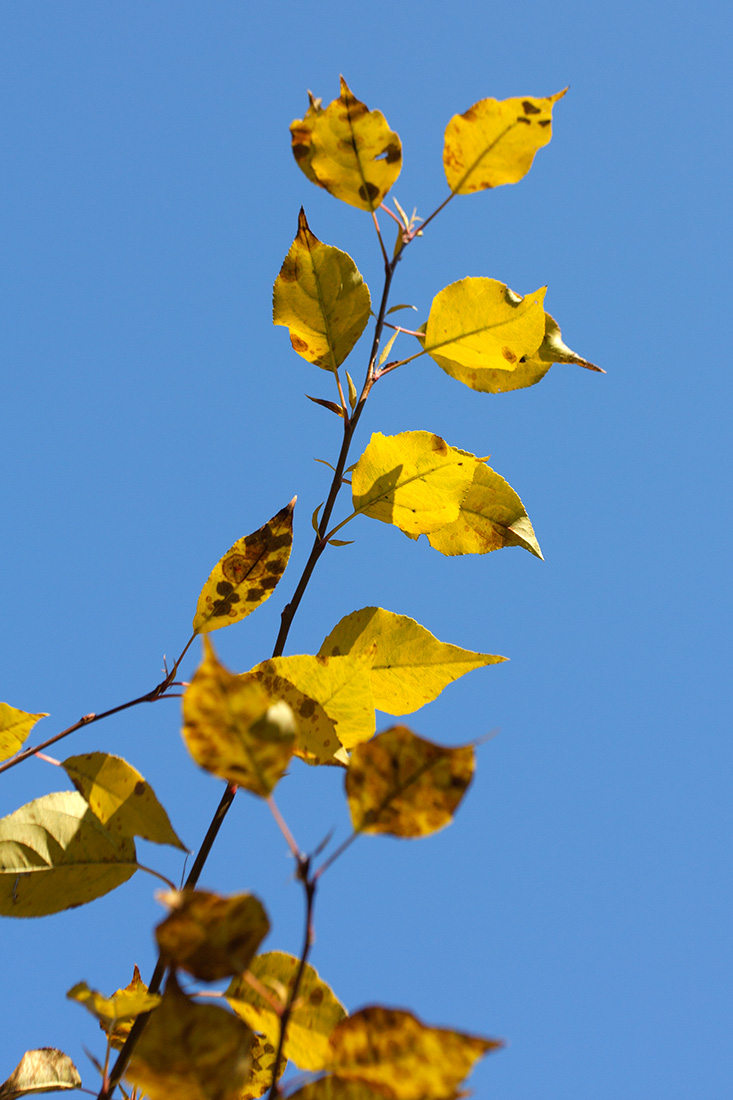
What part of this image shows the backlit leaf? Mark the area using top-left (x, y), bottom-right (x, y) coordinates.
top-left (327, 1006), bottom-right (501, 1100)
top-left (193, 501), bottom-right (294, 635)
top-left (0, 792), bottom-right (137, 917)
top-left (182, 638), bottom-right (295, 796)
top-left (227, 952), bottom-right (346, 1072)
top-left (274, 209), bottom-right (371, 372)
top-left (241, 667), bottom-right (341, 767)
top-left (0, 1050), bottom-right (81, 1100)
top-left (287, 1080), bottom-right (392, 1100)
top-left (426, 462), bottom-right (543, 558)
top-left (319, 607), bottom-right (504, 715)
top-left (155, 889), bottom-right (269, 982)
top-left (0, 704), bottom-right (48, 764)
top-left (67, 972), bottom-right (160, 1031)
top-left (444, 89), bottom-right (567, 193)
top-left (422, 278), bottom-right (547, 382)
top-left (62, 753), bottom-right (185, 849)
top-left (291, 77), bottom-right (402, 211)
top-left (239, 1034), bottom-right (283, 1100)
top-left (346, 726), bottom-right (474, 838)
top-left (351, 431), bottom-right (479, 536)
top-left (125, 975), bottom-right (253, 1100)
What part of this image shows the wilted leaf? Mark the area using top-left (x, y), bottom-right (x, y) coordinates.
top-left (425, 462), bottom-right (543, 558)
top-left (155, 889), bottom-right (269, 982)
top-left (0, 704), bottom-right (48, 764)
top-left (346, 726), bottom-right (474, 838)
top-left (422, 278), bottom-right (547, 383)
top-left (291, 77), bottom-right (402, 211)
top-left (62, 753), bottom-right (185, 850)
top-left (274, 209), bottom-right (371, 371)
top-left (319, 607), bottom-right (504, 714)
top-left (125, 975), bottom-right (253, 1100)
top-left (182, 638), bottom-right (295, 796)
top-left (67, 972), bottom-right (160, 1031)
top-left (0, 792), bottom-right (137, 917)
top-left (227, 952), bottom-right (346, 1072)
top-left (193, 501), bottom-right (294, 635)
top-left (444, 89), bottom-right (567, 193)
top-left (327, 1006), bottom-right (502, 1100)
top-left (0, 1049), bottom-right (81, 1100)
top-left (351, 432), bottom-right (479, 536)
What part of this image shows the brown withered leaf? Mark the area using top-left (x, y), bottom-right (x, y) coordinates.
top-left (0, 1049), bottom-right (81, 1100)
top-left (155, 889), bottom-right (269, 982)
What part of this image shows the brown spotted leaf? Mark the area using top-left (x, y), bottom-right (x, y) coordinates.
top-left (155, 889), bottom-right (269, 982)
top-left (0, 1050), bottom-right (81, 1100)
top-left (193, 501), bottom-right (295, 635)
top-left (290, 77), bottom-right (402, 211)
top-left (182, 638), bottom-right (295, 796)
top-left (346, 726), bottom-right (474, 838)
top-left (239, 1034), bottom-right (284, 1100)
top-left (0, 704), bottom-right (48, 764)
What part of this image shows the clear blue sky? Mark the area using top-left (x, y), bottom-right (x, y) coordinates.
top-left (2, 2), bottom-right (731, 1098)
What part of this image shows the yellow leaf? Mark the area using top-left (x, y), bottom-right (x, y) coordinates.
top-left (182, 638), bottom-right (295, 796)
top-left (125, 975), bottom-right (253, 1100)
top-left (0, 792), bottom-right (137, 917)
top-left (273, 209), bottom-right (371, 372)
top-left (444, 89), bottom-right (567, 193)
top-left (155, 889), bottom-right (269, 982)
top-left (0, 1049), bottom-right (81, 1100)
top-left (346, 726), bottom-right (474, 838)
top-left (319, 607), bottom-right (505, 715)
top-left (193, 501), bottom-right (295, 635)
top-left (239, 1034), bottom-right (284, 1100)
top-left (426, 462), bottom-right (543, 558)
top-left (227, 952), bottom-right (346, 1072)
top-left (62, 753), bottom-right (186, 849)
top-left (241, 667), bottom-right (341, 767)
top-left (327, 1006), bottom-right (502, 1100)
top-left (290, 77), bottom-right (402, 212)
top-left (286, 1080), bottom-right (392, 1100)
top-left (67, 972), bottom-right (160, 1030)
top-left (423, 278), bottom-right (547, 382)
top-left (0, 703), bottom-right (48, 764)
top-left (351, 431), bottom-right (479, 536)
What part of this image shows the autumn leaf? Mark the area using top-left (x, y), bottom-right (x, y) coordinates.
top-left (62, 753), bottom-right (185, 849)
top-left (0, 792), bottom-right (137, 917)
top-left (444, 89), bottom-right (567, 193)
top-left (239, 1034), bottom-right (284, 1100)
top-left (193, 501), bottom-right (294, 635)
top-left (287, 1081), bottom-right (392, 1100)
top-left (67, 966), bottom-right (161, 1051)
top-left (291, 77), bottom-right (402, 211)
top-left (273, 209), bottom-right (371, 371)
top-left (182, 638), bottom-right (295, 796)
top-left (319, 607), bottom-right (505, 715)
top-left (0, 1050), bottom-right (81, 1100)
top-left (227, 952), bottom-right (346, 1072)
top-left (0, 703), bottom-right (48, 764)
top-left (155, 889), bottom-right (269, 982)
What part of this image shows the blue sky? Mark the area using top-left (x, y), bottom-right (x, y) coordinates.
top-left (1, 2), bottom-right (731, 1098)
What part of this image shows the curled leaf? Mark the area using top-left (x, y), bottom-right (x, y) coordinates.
top-left (0, 1050), bottom-right (81, 1100)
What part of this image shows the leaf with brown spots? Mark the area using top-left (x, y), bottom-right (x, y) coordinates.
top-left (444, 89), bottom-right (567, 193)
top-left (193, 500), bottom-right (295, 635)
top-left (62, 753), bottom-right (185, 850)
top-left (239, 1034), bottom-right (284, 1100)
top-left (0, 1048), bottom-right (81, 1100)
top-left (182, 638), bottom-right (295, 796)
top-left (226, 951), bottom-right (346, 1072)
top-left (290, 77), bottom-right (402, 211)
top-left (346, 726), bottom-right (474, 838)
top-left (0, 703), bottom-right (48, 764)
top-left (155, 889), bottom-right (269, 982)
top-left (326, 1006), bottom-right (502, 1100)
top-left (273, 209), bottom-right (371, 372)
top-left (422, 278), bottom-right (547, 384)
top-left (351, 431), bottom-right (480, 537)
top-left (125, 974), bottom-right (254, 1100)
top-left (67, 969), bottom-right (161, 1049)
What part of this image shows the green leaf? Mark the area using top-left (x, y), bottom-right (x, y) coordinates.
top-left (0, 1050), bottom-right (81, 1100)
top-left (0, 704), bottom-right (48, 764)
top-left (0, 792), bottom-right (137, 917)
top-left (274, 209), bottom-right (371, 372)
top-left (155, 889), bottom-right (270, 982)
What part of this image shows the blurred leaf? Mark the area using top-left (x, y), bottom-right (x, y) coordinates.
top-left (227, 952), bottom-right (346, 1072)
top-left (274, 209), bottom-right (371, 371)
top-left (67, 971), bottom-right (160, 1032)
top-left (125, 975), bottom-right (253, 1100)
top-left (241, 666), bottom-right (342, 767)
top-left (182, 638), bottom-right (295, 796)
top-left (62, 753), bottom-right (185, 850)
top-left (0, 792), bottom-right (137, 917)
top-left (193, 501), bottom-right (294, 635)
top-left (319, 606), bottom-right (505, 715)
top-left (0, 1050), bottom-right (81, 1100)
top-left (444, 89), bottom-right (567, 193)
top-left (287, 1079), bottom-right (393, 1100)
top-left (155, 889), bottom-right (269, 982)
top-left (291, 77), bottom-right (402, 211)
top-left (0, 704), bottom-right (48, 764)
